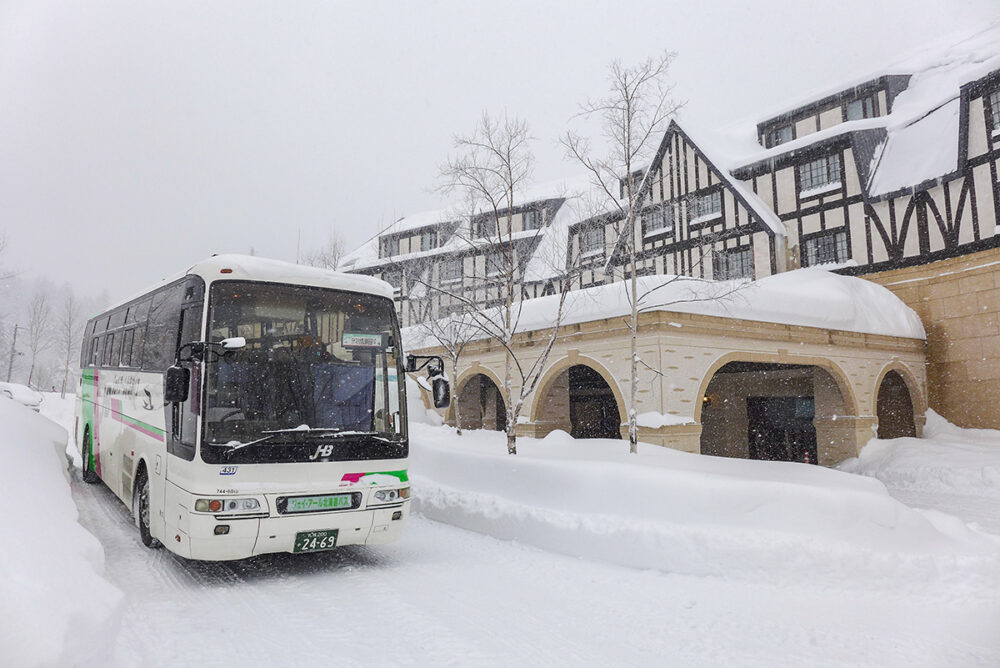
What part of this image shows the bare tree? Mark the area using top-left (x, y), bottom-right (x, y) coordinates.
top-left (415, 111), bottom-right (584, 455)
top-left (563, 52), bottom-right (685, 453)
top-left (0, 233), bottom-right (14, 282)
top-left (56, 291), bottom-right (83, 398)
top-left (25, 292), bottom-right (52, 388)
top-left (302, 232), bottom-right (346, 271)
top-left (414, 309), bottom-right (477, 434)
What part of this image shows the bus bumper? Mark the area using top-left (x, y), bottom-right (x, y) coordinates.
top-left (166, 500), bottom-right (410, 561)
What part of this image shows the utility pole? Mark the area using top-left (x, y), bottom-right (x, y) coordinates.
top-left (6, 324), bottom-right (19, 382)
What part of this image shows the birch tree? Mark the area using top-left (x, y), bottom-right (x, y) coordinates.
top-left (25, 292), bottom-right (52, 387)
top-left (303, 232), bottom-right (345, 271)
top-left (417, 111), bottom-right (581, 454)
top-left (414, 309), bottom-right (476, 434)
top-left (563, 52), bottom-right (681, 454)
top-left (56, 291), bottom-right (83, 398)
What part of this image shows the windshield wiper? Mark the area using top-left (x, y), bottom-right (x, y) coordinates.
top-left (261, 426), bottom-right (344, 435)
top-left (219, 434), bottom-right (280, 456)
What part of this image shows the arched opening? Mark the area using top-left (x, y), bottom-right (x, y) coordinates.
top-left (876, 370), bottom-right (916, 439)
top-left (455, 373), bottom-right (506, 431)
top-left (699, 361), bottom-right (850, 464)
top-left (535, 364), bottom-right (621, 439)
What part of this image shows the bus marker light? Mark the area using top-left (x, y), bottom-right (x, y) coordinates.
top-left (220, 268), bottom-right (233, 274)
top-left (209, 500), bottom-right (223, 512)
top-left (214, 525), bottom-right (230, 536)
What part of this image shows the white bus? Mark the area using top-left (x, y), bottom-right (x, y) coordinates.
top-left (74, 255), bottom-right (448, 561)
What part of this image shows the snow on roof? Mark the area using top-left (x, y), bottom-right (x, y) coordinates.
top-left (867, 99), bottom-right (960, 196)
top-left (675, 121), bottom-right (785, 236)
top-left (722, 23), bottom-right (1000, 195)
top-left (404, 266), bottom-right (926, 348)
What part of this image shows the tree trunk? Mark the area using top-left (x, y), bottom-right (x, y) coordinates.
top-left (629, 231), bottom-right (639, 455)
top-left (451, 357), bottom-right (463, 435)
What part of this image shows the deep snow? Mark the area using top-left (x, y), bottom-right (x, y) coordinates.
top-left (3, 393), bottom-right (998, 666)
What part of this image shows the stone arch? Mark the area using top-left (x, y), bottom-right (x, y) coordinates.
top-left (695, 352), bottom-right (861, 465)
top-left (873, 363), bottom-right (921, 439)
top-left (449, 366), bottom-right (507, 431)
top-left (529, 354), bottom-right (626, 439)
top-left (693, 352), bottom-right (859, 426)
top-left (872, 361), bottom-right (925, 416)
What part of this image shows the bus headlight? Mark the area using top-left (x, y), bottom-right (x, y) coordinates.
top-left (195, 497), bottom-right (261, 513)
top-left (370, 487), bottom-right (410, 505)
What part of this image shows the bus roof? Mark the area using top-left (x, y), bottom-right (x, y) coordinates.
top-left (98, 254), bottom-right (395, 317)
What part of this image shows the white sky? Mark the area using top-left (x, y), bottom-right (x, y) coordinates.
top-left (1, 0), bottom-right (998, 304)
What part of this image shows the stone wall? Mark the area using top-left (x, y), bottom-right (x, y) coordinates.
top-left (861, 246), bottom-right (1000, 429)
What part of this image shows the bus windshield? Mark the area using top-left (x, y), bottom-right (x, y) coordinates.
top-left (202, 281), bottom-right (404, 462)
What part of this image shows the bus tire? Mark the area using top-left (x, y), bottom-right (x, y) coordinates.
top-left (133, 466), bottom-right (161, 549)
top-left (81, 429), bottom-right (100, 484)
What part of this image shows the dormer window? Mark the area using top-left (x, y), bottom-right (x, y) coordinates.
top-left (642, 206), bottom-right (674, 237)
top-left (798, 155), bottom-right (841, 195)
top-left (767, 124), bottom-right (793, 148)
top-left (846, 94), bottom-right (878, 121)
top-left (420, 230), bottom-right (437, 252)
top-left (987, 90), bottom-right (1000, 133)
top-left (689, 190), bottom-right (722, 223)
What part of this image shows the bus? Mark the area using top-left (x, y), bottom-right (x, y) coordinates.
top-left (74, 255), bottom-right (448, 561)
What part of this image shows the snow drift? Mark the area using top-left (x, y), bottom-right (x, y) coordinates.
top-left (408, 422), bottom-right (999, 592)
top-left (0, 397), bottom-right (122, 667)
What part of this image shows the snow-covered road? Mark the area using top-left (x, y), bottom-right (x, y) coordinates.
top-left (41, 395), bottom-right (999, 667)
top-left (70, 477), bottom-right (999, 668)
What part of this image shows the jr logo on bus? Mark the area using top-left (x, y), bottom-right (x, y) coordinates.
top-left (310, 444), bottom-right (336, 460)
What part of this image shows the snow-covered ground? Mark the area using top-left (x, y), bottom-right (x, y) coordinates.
top-left (2, 393), bottom-right (997, 667)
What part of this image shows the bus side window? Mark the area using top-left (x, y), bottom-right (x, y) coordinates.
top-left (131, 326), bottom-right (145, 369)
top-left (143, 285), bottom-right (185, 372)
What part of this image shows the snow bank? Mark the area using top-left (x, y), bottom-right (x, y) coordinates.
top-left (839, 410), bottom-right (1000, 498)
top-left (0, 397), bottom-right (121, 667)
top-left (409, 424), bottom-right (999, 591)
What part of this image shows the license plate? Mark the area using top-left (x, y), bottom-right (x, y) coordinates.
top-left (284, 493), bottom-right (354, 513)
top-left (293, 529), bottom-right (338, 553)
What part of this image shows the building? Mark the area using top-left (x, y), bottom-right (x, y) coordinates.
top-left (341, 26), bottom-right (1000, 458)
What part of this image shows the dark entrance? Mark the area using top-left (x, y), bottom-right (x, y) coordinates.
top-left (568, 365), bottom-right (620, 439)
top-left (481, 375), bottom-right (507, 431)
top-left (747, 396), bottom-right (818, 463)
top-left (876, 371), bottom-right (916, 439)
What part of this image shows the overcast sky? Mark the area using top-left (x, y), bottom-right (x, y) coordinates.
top-left (2, 0), bottom-right (998, 304)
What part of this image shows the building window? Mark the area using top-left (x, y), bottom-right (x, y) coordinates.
top-left (382, 269), bottom-right (402, 289)
top-left (713, 247), bottom-right (753, 280)
top-left (440, 258), bottom-right (463, 282)
top-left (689, 191), bottom-right (722, 222)
top-left (798, 155), bottom-right (841, 193)
top-left (484, 249), bottom-right (508, 276)
top-left (380, 236), bottom-right (400, 258)
top-left (523, 210), bottom-right (542, 231)
top-left (767, 124), bottom-right (793, 148)
top-left (420, 230), bottom-right (437, 252)
top-left (642, 206), bottom-right (674, 236)
top-left (846, 94), bottom-right (878, 121)
top-left (580, 226), bottom-right (605, 256)
top-left (473, 217), bottom-right (494, 238)
top-left (987, 90), bottom-right (1000, 131)
top-left (803, 230), bottom-right (849, 266)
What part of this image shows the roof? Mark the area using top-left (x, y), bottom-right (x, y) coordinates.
top-left (403, 266), bottom-right (926, 348)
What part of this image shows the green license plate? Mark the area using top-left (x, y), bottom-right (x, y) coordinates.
top-left (293, 529), bottom-right (339, 553)
top-left (284, 494), bottom-right (354, 513)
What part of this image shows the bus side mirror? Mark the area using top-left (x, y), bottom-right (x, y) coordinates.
top-left (164, 366), bottom-right (190, 403)
top-left (432, 376), bottom-right (450, 409)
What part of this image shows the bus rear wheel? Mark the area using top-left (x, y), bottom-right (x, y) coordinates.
top-left (133, 467), bottom-right (161, 549)
top-left (81, 430), bottom-right (99, 484)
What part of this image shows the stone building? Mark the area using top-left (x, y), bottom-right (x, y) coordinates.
top-left (340, 27), bottom-right (1000, 459)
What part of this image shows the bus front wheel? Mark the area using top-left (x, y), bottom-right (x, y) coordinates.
top-left (81, 430), bottom-right (99, 484)
top-left (133, 467), bottom-right (161, 549)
